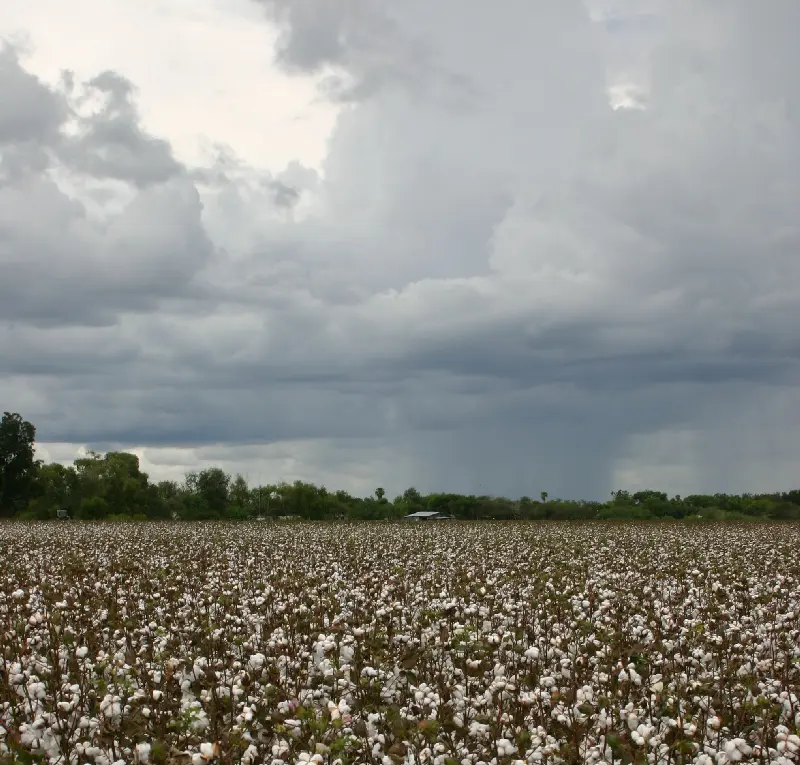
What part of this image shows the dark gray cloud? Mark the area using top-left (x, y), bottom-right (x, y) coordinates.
top-left (0, 173), bottom-right (214, 326)
top-left (2, 2), bottom-right (800, 499)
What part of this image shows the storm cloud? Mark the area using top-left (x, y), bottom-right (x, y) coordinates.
top-left (2, 0), bottom-right (800, 499)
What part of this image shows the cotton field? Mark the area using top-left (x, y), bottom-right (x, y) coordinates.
top-left (0, 523), bottom-right (798, 765)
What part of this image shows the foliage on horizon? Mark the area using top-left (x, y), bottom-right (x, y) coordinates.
top-left (2, 412), bottom-right (800, 521)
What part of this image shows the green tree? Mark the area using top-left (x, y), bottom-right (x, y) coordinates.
top-left (281, 480), bottom-right (330, 520)
top-left (102, 452), bottom-right (150, 515)
top-left (184, 467), bottom-right (231, 518)
top-left (230, 474), bottom-right (251, 516)
top-left (72, 450), bottom-right (159, 517)
top-left (79, 495), bottom-right (111, 520)
top-left (28, 462), bottom-right (78, 519)
top-left (402, 486), bottom-right (423, 513)
top-left (0, 412), bottom-right (38, 516)
top-left (74, 450), bottom-right (104, 499)
top-left (155, 480), bottom-right (183, 519)
top-left (198, 467), bottom-right (231, 515)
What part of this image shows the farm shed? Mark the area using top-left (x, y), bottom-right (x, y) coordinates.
top-left (403, 511), bottom-right (455, 521)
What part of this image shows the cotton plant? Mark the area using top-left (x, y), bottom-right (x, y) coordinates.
top-left (1, 522), bottom-right (799, 764)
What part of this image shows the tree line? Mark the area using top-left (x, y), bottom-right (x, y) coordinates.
top-left (2, 411), bottom-right (800, 521)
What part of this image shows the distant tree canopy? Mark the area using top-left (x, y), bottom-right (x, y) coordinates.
top-left (3, 412), bottom-right (800, 521)
top-left (0, 412), bottom-right (38, 517)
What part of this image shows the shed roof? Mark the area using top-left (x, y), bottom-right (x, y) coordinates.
top-left (404, 511), bottom-right (442, 518)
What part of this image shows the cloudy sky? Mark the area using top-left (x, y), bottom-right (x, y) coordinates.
top-left (2, 0), bottom-right (799, 501)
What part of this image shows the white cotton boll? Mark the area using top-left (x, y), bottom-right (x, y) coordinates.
top-left (496, 739), bottom-right (516, 757)
top-left (136, 743), bottom-right (151, 763)
top-left (734, 739), bottom-right (752, 757)
top-left (724, 741), bottom-right (745, 762)
top-left (775, 734), bottom-right (800, 755)
top-left (249, 654), bottom-right (266, 670)
top-left (152, 690), bottom-right (163, 701)
top-left (618, 669), bottom-right (629, 683)
top-left (199, 742), bottom-right (215, 758)
top-left (12, 589), bottom-right (25, 600)
top-left (76, 646), bottom-right (89, 659)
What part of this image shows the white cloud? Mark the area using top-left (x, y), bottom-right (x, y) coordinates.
top-left (0, 0), bottom-right (339, 171)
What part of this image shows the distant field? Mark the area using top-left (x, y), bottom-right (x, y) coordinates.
top-left (1, 522), bottom-right (798, 765)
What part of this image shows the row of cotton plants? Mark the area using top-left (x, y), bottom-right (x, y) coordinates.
top-left (0, 522), bottom-right (798, 765)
